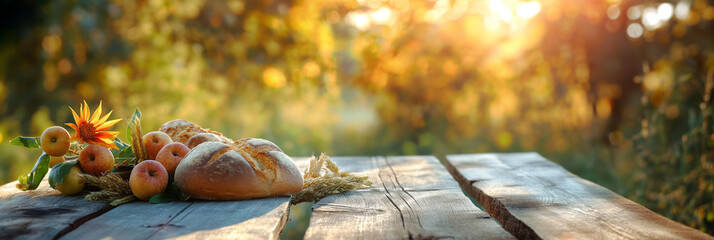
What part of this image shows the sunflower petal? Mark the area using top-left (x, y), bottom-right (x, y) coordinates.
top-left (96, 110), bottom-right (113, 126)
top-left (89, 101), bottom-right (102, 124)
top-left (86, 139), bottom-right (99, 145)
top-left (94, 137), bottom-right (118, 149)
top-left (94, 137), bottom-right (113, 144)
top-left (82, 100), bottom-right (90, 122)
top-left (95, 131), bottom-right (120, 139)
top-left (96, 118), bottom-right (122, 131)
top-left (69, 106), bottom-right (80, 124)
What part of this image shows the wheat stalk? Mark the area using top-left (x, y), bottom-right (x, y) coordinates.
top-left (81, 173), bottom-right (132, 195)
top-left (291, 153), bottom-right (372, 204)
top-left (81, 173), bottom-right (136, 206)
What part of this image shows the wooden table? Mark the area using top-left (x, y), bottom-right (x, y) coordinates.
top-left (1, 153), bottom-right (711, 239)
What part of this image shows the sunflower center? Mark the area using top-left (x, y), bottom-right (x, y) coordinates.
top-left (79, 123), bottom-right (97, 141)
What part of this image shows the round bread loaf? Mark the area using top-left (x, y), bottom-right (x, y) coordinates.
top-left (187, 133), bottom-right (223, 149)
top-left (160, 120), bottom-right (232, 147)
top-left (161, 120), bottom-right (303, 200)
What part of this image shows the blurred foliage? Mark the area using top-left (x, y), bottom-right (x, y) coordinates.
top-left (631, 52), bottom-right (714, 232)
top-left (0, 0), bottom-right (713, 236)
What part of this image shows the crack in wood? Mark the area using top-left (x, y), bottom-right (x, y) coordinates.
top-left (378, 160), bottom-right (407, 229)
top-left (385, 157), bottom-right (422, 208)
top-left (377, 156), bottom-right (428, 237)
top-left (52, 205), bottom-right (113, 240)
top-left (144, 202), bottom-right (195, 239)
top-left (142, 223), bottom-right (185, 228)
top-left (386, 157), bottom-right (425, 231)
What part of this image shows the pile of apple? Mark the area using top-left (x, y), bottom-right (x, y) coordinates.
top-left (41, 126), bottom-right (188, 201)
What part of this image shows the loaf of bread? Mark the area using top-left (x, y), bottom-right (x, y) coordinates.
top-left (159, 120), bottom-right (303, 200)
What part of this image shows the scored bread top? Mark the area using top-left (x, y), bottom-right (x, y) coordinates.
top-left (159, 120), bottom-right (232, 146)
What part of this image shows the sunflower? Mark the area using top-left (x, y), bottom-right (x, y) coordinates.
top-left (66, 101), bottom-right (122, 149)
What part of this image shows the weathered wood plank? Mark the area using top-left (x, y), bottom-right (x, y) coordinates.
top-left (0, 178), bottom-right (110, 240)
top-left (445, 152), bottom-right (714, 240)
top-left (61, 196), bottom-right (291, 239)
top-left (300, 156), bottom-right (515, 239)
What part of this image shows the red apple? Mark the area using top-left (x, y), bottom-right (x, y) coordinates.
top-left (130, 160), bottom-right (168, 200)
top-left (78, 145), bottom-right (115, 176)
top-left (143, 131), bottom-right (173, 160)
top-left (41, 126), bottom-right (71, 157)
top-left (155, 142), bottom-right (189, 177)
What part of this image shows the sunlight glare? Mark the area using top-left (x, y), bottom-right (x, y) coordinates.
top-left (657, 3), bottom-right (674, 22)
top-left (627, 5), bottom-right (642, 20)
top-left (347, 12), bottom-right (371, 31)
top-left (489, 0), bottom-right (508, 15)
top-left (425, 0), bottom-right (449, 23)
top-left (642, 6), bottom-right (662, 30)
top-left (371, 7), bottom-right (392, 25)
top-left (489, 0), bottom-right (513, 22)
top-left (675, 1), bottom-right (691, 20)
top-left (607, 5), bottom-right (621, 20)
top-left (627, 23), bottom-right (644, 38)
top-left (516, 1), bottom-right (542, 19)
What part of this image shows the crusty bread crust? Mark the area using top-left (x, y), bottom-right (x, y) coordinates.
top-left (159, 120), bottom-right (231, 146)
top-left (161, 120), bottom-right (303, 200)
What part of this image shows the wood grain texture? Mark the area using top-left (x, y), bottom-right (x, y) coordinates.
top-left (300, 156), bottom-right (515, 240)
top-left (0, 178), bottom-right (110, 240)
top-left (445, 152), bottom-right (714, 240)
top-left (61, 197), bottom-right (291, 240)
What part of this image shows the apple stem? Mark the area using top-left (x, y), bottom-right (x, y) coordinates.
top-left (68, 148), bottom-right (82, 155)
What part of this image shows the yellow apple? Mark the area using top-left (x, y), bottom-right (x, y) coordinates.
top-left (49, 155), bottom-right (65, 168)
top-left (41, 126), bottom-right (71, 157)
top-left (56, 166), bottom-right (85, 195)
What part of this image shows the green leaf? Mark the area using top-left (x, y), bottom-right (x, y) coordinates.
top-left (16, 154), bottom-right (50, 191)
top-left (111, 138), bottom-right (131, 155)
top-left (148, 181), bottom-right (188, 203)
top-left (126, 107), bottom-right (142, 143)
top-left (111, 138), bottom-right (135, 166)
top-left (9, 136), bottom-right (41, 148)
top-left (49, 160), bottom-right (78, 189)
top-left (169, 181), bottom-right (189, 201)
top-left (113, 149), bottom-right (134, 164)
top-left (149, 193), bottom-right (174, 204)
